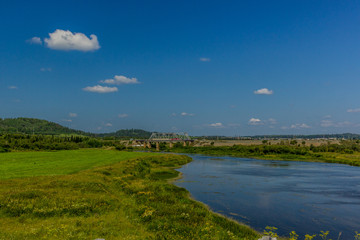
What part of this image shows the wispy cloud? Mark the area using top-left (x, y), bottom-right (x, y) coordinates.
top-left (27, 37), bottom-right (42, 45)
top-left (290, 123), bottom-right (311, 129)
top-left (248, 118), bottom-right (262, 125)
top-left (172, 112), bottom-right (195, 117)
top-left (347, 108), bottom-right (360, 113)
top-left (62, 119), bottom-right (72, 122)
top-left (100, 75), bottom-right (139, 85)
top-left (181, 112), bottom-right (195, 116)
top-left (268, 118), bottom-right (277, 125)
top-left (254, 88), bottom-right (273, 95)
top-left (44, 29), bottom-right (100, 51)
top-left (69, 113), bottom-right (77, 118)
top-left (320, 120), bottom-right (352, 128)
top-left (207, 122), bottom-right (224, 128)
top-left (200, 57), bottom-right (211, 62)
top-left (105, 123), bottom-right (112, 127)
top-left (227, 123), bottom-right (241, 128)
top-left (118, 113), bottom-right (128, 118)
top-left (40, 67), bottom-right (52, 72)
top-left (8, 86), bottom-right (18, 90)
top-left (82, 85), bottom-right (118, 93)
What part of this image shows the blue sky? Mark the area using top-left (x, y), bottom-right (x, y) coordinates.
top-left (1, 0), bottom-right (360, 136)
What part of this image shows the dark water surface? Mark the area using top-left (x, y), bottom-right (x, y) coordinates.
top-left (174, 154), bottom-right (360, 239)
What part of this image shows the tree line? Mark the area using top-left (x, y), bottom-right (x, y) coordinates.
top-left (0, 133), bottom-right (125, 152)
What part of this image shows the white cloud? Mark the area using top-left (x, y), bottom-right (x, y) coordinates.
top-left (347, 108), bottom-right (360, 113)
top-left (254, 88), bottom-right (273, 95)
top-left (200, 57), bottom-right (211, 62)
top-left (44, 29), bottom-right (100, 51)
top-left (248, 118), bottom-right (262, 125)
top-left (171, 113), bottom-right (177, 116)
top-left (118, 113), bottom-right (128, 118)
top-left (82, 85), bottom-right (118, 93)
top-left (208, 122), bottom-right (224, 128)
top-left (105, 123), bottom-right (112, 127)
top-left (290, 123), bottom-right (311, 129)
top-left (8, 86), bottom-right (18, 89)
top-left (40, 67), bottom-right (52, 72)
top-left (100, 75), bottom-right (139, 85)
top-left (62, 119), bottom-right (72, 122)
top-left (69, 113), bottom-right (77, 118)
top-left (27, 37), bottom-right (42, 45)
top-left (181, 112), bottom-right (194, 116)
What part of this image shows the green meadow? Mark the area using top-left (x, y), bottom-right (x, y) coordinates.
top-left (0, 149), bottom-right (259, 240)
top-left (0, 149), bottom-right (156, 179)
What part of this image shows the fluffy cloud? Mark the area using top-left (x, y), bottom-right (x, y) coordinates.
top-left (27, 37), bottom-right (42, 45)
top-left (248, 118), bottom-right (262, 125)
top-left (254, 88), bottom-right (273, 95)
top-left (208, 123), bottom-right (223, 128)
top-left (44, 29), bottom-right (100, 51)
top-left (347, 108), bottom-right (360, 113)
top-left (8, 86), bottom-right (18, 89)
top-left (82, 85), bottom-right (118, 93)
top-left (100, 75), bottom-right (139, 85)
top-left (181, 112), bottom-right (194, 116)
top-left (290, 123), bottom-right (311, 129)
top-left (118, 114), bottom-right (128, 118)
top-left (69, 113), bottom-right (77, 118)
top-left (199, 57), bottom-right (211, 62)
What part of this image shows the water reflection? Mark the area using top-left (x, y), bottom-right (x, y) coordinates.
top-left (174, 154), bottom-right (360, 239)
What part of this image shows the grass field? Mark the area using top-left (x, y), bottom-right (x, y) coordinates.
top-left (0, 149), bottom-right (260, 239)
top-left (0, 149), bottom-right (158, 179)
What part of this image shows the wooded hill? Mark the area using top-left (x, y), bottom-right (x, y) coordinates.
top-left (0, 118), bottom-right (151, 139)
top-left (0, 118), bottom-right (88, 135)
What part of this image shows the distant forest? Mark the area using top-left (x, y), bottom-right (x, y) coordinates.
top-left (1, 117), bottom-right (359, 140)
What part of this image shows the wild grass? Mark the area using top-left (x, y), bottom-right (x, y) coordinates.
top-left (0, 151), bottom-right (260, 239)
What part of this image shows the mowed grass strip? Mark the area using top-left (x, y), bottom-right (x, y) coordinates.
top-left (0, 149), bottom-right (158, 179)
top-left (0, 152), bottom-right (260, 240)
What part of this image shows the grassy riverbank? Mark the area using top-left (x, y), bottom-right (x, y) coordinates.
top-left (0, 149), bottom-right (259, 239)
top-left (167, 145), bottom-right (360, 166)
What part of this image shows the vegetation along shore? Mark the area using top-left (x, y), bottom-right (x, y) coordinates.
top-left (0, 149), bottom-right (260, 239)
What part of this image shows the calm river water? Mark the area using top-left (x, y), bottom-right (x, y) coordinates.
top-left (174, 154), bottom-right (360, 239)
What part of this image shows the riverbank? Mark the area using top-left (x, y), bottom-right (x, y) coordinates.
top-left (0, 150), bottom-right (260, 239)
top-left (166, 145), bottom-right (360, 166)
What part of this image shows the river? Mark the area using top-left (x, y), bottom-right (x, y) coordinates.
top-left (174, 154), bottom-right (360, 239)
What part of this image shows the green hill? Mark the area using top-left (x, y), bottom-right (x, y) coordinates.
top-left (0, 118), bottom-right (88, 135)
top-left (0, 118), bottom-right (152, 139)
